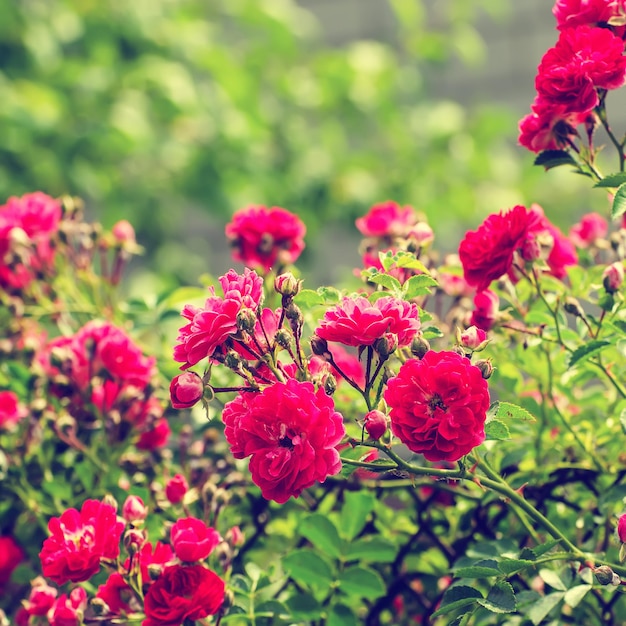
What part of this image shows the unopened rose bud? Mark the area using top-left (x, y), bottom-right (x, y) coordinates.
top-left (111, 220), bottom-right (136, 245)
top-left (124, 528), bottom-right (146, 555)
top-left (520, 234), bottom-right (541, 262)
top-left (165, 474), bottom-right (188, 504)
top-left (170, 371), bottom-right (204, 409)
top-left (459, 326), bottom-right (488, 351)
top-left (285, 303), bottom-right (303, 329)
top-left (90, 597), bottom-right (110, 616)
top-left (147, 563), bottom-right (163, 580)
top-left (275, 329), bottom-right (292, 349)
top-left (324, 373), bottom-right (337, 396)
top-left (618, 513), bottom-right (626, 543)
top-left (236, 308), bottom-right (257, 332)
top-left (101, 494), bottom-right (118, 511)
top-left (474, 359), bottom-right (494, 380)
top-left (310, 334), bottom-right (330, 358)
top-left (274, 272), bottom-right (301, 297)
top-left (603, 262), bottom-right (624, 294)
top-left (122, 495), bottom-right (147, 523)
top-left (594, 565), bottom-right (618, 586)
top-left (364, 410), bottom-right (388, 441)
top-left (374, 333), bottom-right (398, 358)
top-left (410, 335), bottom-right (430, 359)
top-left (563, 297), bottom-right (585, 318)
top-left (225, 525), bottom-right (245, 548)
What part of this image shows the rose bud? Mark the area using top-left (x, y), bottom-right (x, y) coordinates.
top-left (374, 333), bottom-right (398, 358)
top-left (594, 565), bottom-right (618, 586)
top-left (364, 410), bottom-right (389, 441)
top-left (111, 220), bottom-right (136, 246)
top-left (225, 526), bottom-right (245, 548)
top-left (474, 359), bottom-right (494, 380)
top-left (310, 334), bottom-right (330, 358)
top-left (617, 513), bottom-right (626, 543)
top-left (520, 234), bottom-right (541, 262)
top-left (410, 335), bottom-right (430, 359)
top-left (603, 262), bottom-right (624, 294)
top-left (165, 474), bottom-right (188, 504)
top-left (170, 372), bottom-right (204, 410)
top-left (122, 495), bottom-right (147, 523)
top-left (23, 578), bottom-right (58, 616)
top-left (459, 326), bottom-right (488, 351)
top-left (274, 272), bottom-right (301, 298)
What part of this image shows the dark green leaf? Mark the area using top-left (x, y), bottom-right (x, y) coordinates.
top-left (612, 183), bottom-right (626, 220)
top-left (328, 604), bottom-right (358, 626)
top-left (285, 592), bottom-right (323, 620)
top-left (533, 150), bottom-right (576, 170)
top-left (421, 325), bottom-right (444, 339)
top-left (567, 340), bottom-right (610, 367)
top-left (339, 492), bottom-right (375, 540)
top-left (431, 585), bottom-right (483, 618)
top-left (254, 600), bottom-right (291, 620)
top-left (598, 291), bottom-right (616, 312)
top-left (594, 172), bottom-right (626, 188)
top-left (477, 581), bottom-right (516, 614)
top-left (454, 558), bottom-right (500, 578)
top-left (299, 513), bottom-right (343, 559)
top-left (345, 536), bottom-right (398, 563)
top-left (485, 419), bottom-right (511, 441)
top-left (230, 574), bottom-right (251, 594)
top-left (338, 565), bottom-right (386, 598)
top-left (498, 558), bottom-right (535, 576)
top-left (282, 549), bottom-right (334, 587)
top-left (526, 592), bottom-right (564, 625)
top-left (496, 402), bottom-right (536, 422)
top-left (531, 539), bottom-right (561, 558)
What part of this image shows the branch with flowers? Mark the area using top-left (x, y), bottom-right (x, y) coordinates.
top-left (2, 2), bottom-right (626, 625)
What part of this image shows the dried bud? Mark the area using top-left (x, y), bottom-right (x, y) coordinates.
top-left (374, 333), bottom-right (398, 358)
top-left (474, 359), bottom-right (494, 380)
top-left (236, 308), bottom-right (257, 332)
top-left (224, 350), bottom-right (244, 371)
top-left (274, 272), bottom-right (301, 297)
top-left (594, 565), bottom-right (620, 586)
top-left (275, 329), bottom-right (292, 349)
top-left (603, 262), bottom-right (624, 294)
top-left (285, 302), bottom-right (303, 327)
top-left (122, 495), bottom-right (148, 523)
top-left (324, 373), bottom-right (337, 396)
top-left (310, 334), bottom-right (330, 358)
top-left (410, 335), bottom-right (430, 359)
top-left (90, 597), bottom-right (110, 616)
top-left (563, 297), bottom-right (585, 318)
top-left (165, 474), bottom-right (188, 504)
top-left (170, 371), bottom-right (204, 409)
top-left (147, 563), bottom-right (163, 580)
top-left (363, 410), bottom-right (388, 441)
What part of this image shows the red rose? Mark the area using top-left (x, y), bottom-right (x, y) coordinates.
top-left (618, 513), bottom-right (626, 543)
top-left (39, 499), bottom-right (124, 584)
top-left (170, 372), bottom-right (204, 409)
top-left (223, 379), bottom-right (346, 503)
top-left (553, 0), bottom-right (621, 29)
top-left (363, 410), bottom-right (388, 441)
top-left (225, 205), bottom-right (306, 272)
top-left (569, 212), bottom-right (608, 248)
top-left (0, 535), bottom-right (24, 589)
top-left (384, 351), bottom-right (490, 462)
top-left (459, 205), bottom-right (531, 291)
top-left (22, 578), bottom-right (58, 616)
top-left (96, 572), bottom-right (134, 616)
top-left (136, 417), bottom-right (171, 450)
top-left (170, 517), bottom-right (221, 562)
top-left (0, 390), bottom-right (27, 430)
top-left (48, 587), bottom-right (87, 626)
top-left (165, 474), bottom-right (189, 504)
top-left (143, 564), bottom-right (225, 626)
top-left (356, 201), bottom-right (417, 237)
top-left (315, 296), bottom-right (420, 348)
top-left (470, 290), bottom-right (499, 332)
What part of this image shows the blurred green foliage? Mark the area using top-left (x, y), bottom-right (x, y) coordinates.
top-left (0, 0), bottom-right (599, 282)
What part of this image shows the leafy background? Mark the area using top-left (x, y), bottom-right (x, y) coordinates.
top-left (0, 0), bottom-right (607, 285)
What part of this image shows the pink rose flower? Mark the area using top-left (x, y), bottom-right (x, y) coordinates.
top-left (603, 261), bottom-right (625, 292)
top-left (315, 296), bottom-right (420, 348)
top-left (470, 290), bottom-right (499, 332)
top-left (356, 201), bottom-right (417, 237)
top-left (39, 499), bottom-right (124, 585)
top-left (122, 495), bottom-right (148, 523)
top-left (136, 417), bottom-right (171, 450)
top-left (459, 205), bottom-right (531, 291)
top-left (22, 578), bottom-right (58, 616)
top-left (225, 206), bottom-right (306, 272)
top-left (170, 372), bottom-right (204, 409)
top-left (165, 474), bottom-right (189, 504)
top-left (0, 535), bottom-right (24, 590)
top-left (569, 212), bottom-right (608, 247)
top-left (553, 0), bottom-right (623, 30)
top-left (96, 572), bottom-right (133, 616)
top-left (48, 587), bottom-right (87, 626)
top-left (363, 410), bottom-right (389, 440)
top-left (0, 391), bottom-right (27, 430)
top-left (170, 517), bottom-right (221, 562)
top-left (460, 325), bottom-right (488, 350)
top-left (223, 379), bottom-right (346, 503)
top-left (618, 513), bottom-right (626, 543)
top-left (385, 351), bottom-right (490, 462)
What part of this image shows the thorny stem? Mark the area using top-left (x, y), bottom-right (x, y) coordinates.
top-left (596, 97), bottom-right (626, 172)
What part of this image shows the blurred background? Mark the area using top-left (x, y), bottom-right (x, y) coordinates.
top-left (0, 0), bottom-right (611, 287)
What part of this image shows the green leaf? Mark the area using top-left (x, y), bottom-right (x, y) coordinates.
top-left (254, 600), bottom-right (291, 620)
top-left (567, 340), bottom-right (610, 367)
top-left (299, 513), bottom-right (343, 559)
top-left (402, 273), bottom-right (438, 299)
top-left (531, 539), bottom-right (561, 558)
top-left (496, 401), bottom-right (536, 423)
top-left (594, 172), bottom-right (626, 188)
top-left (338, 565), bottom-right (386, 598)
top-left (294, 289), bottom-right (325, 307)
top-left (421, 325), bottom-right (444, 339)
top-left (533, 149), bottom-right (576, 170)
top-left (620, 407), bottom-right (626, 435)
top-left (345, 535), bottom-right (397, 563)
top-left (431, 585), bottom-right (483, 618)
top-left (563, 584), bottom-right (592, 608)
top-left (365, 272), bottom-right (402, 293)
top-left (539, 568), bottom-right (567, 591)
top-left (328, 604), bottom-right (358, 626)
top-left (285, 592), bottom-right (323, 620)
top-left (485, 419), bottom-right (511, 441)
top-left (339, 491), bottom-right (375, 540)
top-left (526, 592), bottom-right (564, 625)
top-left (612, 183), bottom-right (626, 220)
top-left (453, 559), bottom-right (500, 579)
top-left (316, 286), bottom-right (342, 305)
top-left (282, 549), bottom-right (334, 587)
top-left (498, 558), bottom-right (535, 576)
top-left (477, 581), bottom-right (516, 614)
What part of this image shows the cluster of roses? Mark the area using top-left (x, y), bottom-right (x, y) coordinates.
top-left (171, 203), bottom-right (495, 506)
top-left (14, 496), bottom-right (226, 625)
top-left (35, 320), bottom-right (169, 450)
top-left (519, 0), bottom-right (626, 152)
